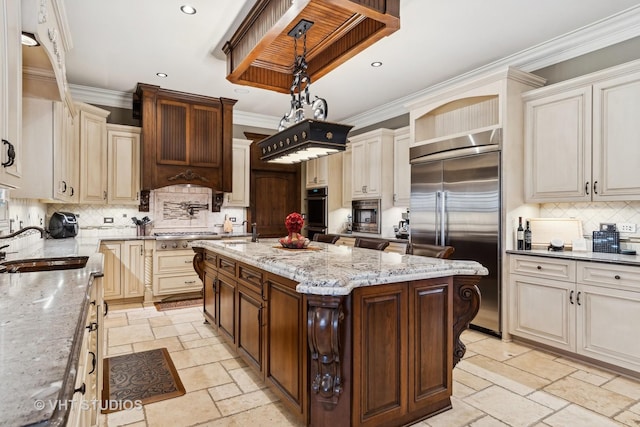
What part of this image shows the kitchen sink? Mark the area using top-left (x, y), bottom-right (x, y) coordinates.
top-left (0, 256), bottom-right (89, 273)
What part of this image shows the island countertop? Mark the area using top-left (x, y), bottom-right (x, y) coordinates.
top-left (191, 238), bottom-right (488, 296)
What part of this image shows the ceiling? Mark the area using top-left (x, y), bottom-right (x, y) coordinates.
top-left (62, 0), bottom-right (640, 130)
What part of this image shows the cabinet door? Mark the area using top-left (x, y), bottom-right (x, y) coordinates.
top-left (0, 0), bottom-right (21, 188)
top-left (226, 138), bottom-right (251, 207)
top-left (100, 242), bottom-right (123, 300)
top-left (509, 273), bottom-right (575, 351)
top-left (157, 98), bottom-right (188, 165)
top-left (351, 141), bottom-right (367, 198)
top-left (576, 284), bottom-right (640, 372)
top-left (123, 241), bottom-right (145, 298)
top-left (237, 284), bottom-right (263, 372)
top-left (364, 138), bottom-right (382, 197)
top-left (342, 149), bottom-right (352, 208)
top-left (107, 126), bottom-right (141, 205)
top-left (190, 104), bottom-right (222, 167)
top-left (79, 109), bottom-right (108, 203)
top-left (524, 87), bottom-right (592, 202)
top-left (218, 274), bottom-right (236, 344)
top-left (203, 265), bottom-right (218, 326)
top-left (264, 275), bottom-right (306, 418)
top-left (592, 71), bottom-right (640, 200)
top-left (55, 102), bottom-right (78, 202)
top-left (305, 157), bottom-right (328, 188)
top-left (393, 128), bottom-right (410, 206)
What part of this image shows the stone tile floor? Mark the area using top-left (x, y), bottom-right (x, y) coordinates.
top-left (101, 303), bottom-right (640, 427)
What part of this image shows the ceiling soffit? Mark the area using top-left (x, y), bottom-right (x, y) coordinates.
top-left (223, 0), bottom-right (400, 93)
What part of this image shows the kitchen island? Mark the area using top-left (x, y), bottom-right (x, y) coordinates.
top-left (192, 239), bottom-right (487, 427)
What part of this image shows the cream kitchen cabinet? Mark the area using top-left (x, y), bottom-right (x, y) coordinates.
top-left (393, 127), bottom-right (410, 206)
top-left (225, 138), bottom-right (251, 207)
top-left (509, 254), bottom-right (640, 373)
top-left (100, 240), bottom-right (145, 301)
top-left (78, 102), bottom-right (110, 203)
top-left (349, 128), bottom-right (394, 200)
top-left (16, 98), bottom-right (78, 201)
top-left (341, 148), bottom-right (352, 208)
top-left (107, 124), bottom-right (141, 205)
top-left (0, 0), bottom-right (22, 189)
top-left (153, 248), bottom-right (202, 296)
top-left (524, 59), bottom-right (640, 202)
top-left (305, 156), bottom-right (328, 188)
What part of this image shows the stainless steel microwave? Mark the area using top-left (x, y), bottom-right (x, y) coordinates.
top-left (352, 199), bottom-right (381, 234)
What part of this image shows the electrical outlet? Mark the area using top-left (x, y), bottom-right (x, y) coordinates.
top-left (618, 223), bottom-right (636, 233)
top-left (104, 217), bottom-right (114, 224)
top-left (229, 217), bottom-right (236, 222)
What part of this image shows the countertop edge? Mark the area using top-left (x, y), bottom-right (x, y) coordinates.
top-left (507, 249), bottom-right (640, 266)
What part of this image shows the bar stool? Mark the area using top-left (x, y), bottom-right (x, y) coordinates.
top-left (312, 234), bottom-right (341, 244)
top-left (406, 242), bottom-right (455, 259)
top-left (354, 237), bottom-right (389, 251)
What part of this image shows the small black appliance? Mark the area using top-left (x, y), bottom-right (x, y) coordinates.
top-left (48, 212), bottom-right (79, 239)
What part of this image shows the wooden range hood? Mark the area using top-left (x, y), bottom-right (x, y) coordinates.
top-left (223, 0), bottom-right (400, 93)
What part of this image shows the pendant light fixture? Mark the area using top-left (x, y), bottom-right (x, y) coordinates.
top-left (257, 20), bottom-right (353, 163)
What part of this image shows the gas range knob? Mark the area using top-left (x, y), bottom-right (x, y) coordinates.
top-left (171, 242), bottom-right (178, 249)
top-left (160, 243), bottom-right (167, 249)
top-left (182, 242), bottom-right (189, 248)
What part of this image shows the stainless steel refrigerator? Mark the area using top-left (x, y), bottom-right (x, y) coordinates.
top-left (410, 129), bottom-right (501, 336)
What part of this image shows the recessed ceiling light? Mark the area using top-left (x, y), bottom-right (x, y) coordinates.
top-left (371, 61), bottom-right (383, 67)
top-left (156, 73), bottom-right (168, 78)
top-left (21, 32), bottom-right (39, 47)
top-left (234, 88), bottom-right (250, 94)
top-left (180, 5), bottom-right (196, 15)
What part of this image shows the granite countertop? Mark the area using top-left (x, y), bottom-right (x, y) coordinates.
top-left (0, 237), bottom-right (104, 427)
top-left (192, 238), bottom-right (488, 296)
top-left (507, 249), bottom-right (640, 267)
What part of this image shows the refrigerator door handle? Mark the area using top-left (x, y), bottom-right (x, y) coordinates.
top-left (435, 191), bottom-right (441, 245)
top-left (440, 191), bottom-right (447, 246)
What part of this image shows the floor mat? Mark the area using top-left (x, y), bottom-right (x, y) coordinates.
top-left (154, 297), bottom-right (203, 311)
top-left (102, 348), bottom-right (185, 413)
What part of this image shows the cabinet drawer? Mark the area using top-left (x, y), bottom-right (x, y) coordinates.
top-left (153, 273), bottom-right (202, 295)
top-left (238, 263), bottom-right (263, 294)
top-left (510, 255), bottom-right (576, 282)
top-left (154, 251), bottom-right (196, 274)
top-left (218, 256), bottom-right (237, 278)
top-left (577, 262), bottom-right (640, 291)
top-left (204, 252), bottom-right (217, 268)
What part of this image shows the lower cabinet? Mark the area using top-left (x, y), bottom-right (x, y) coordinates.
top-left (153, 249), bottom-right (202, 296)
top-left (68, 275), bottom-right (104, 426)
top-left (100, 240), bottom-right (145, 301)
top-left (509, 254), bottom-right (640, 373)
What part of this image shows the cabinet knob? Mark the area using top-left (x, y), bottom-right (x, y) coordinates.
top-left (2, 139), bottom-right (15, 168)
top-left (536, 265), bottom-right (542, 270)
top-left (74, 383), bottom-right (86, 395)
top-left (585, 181), bottom-right (589, 195)
top-left (185, 280), bottom-right (196, 284)
top-left (70, 187), bottom-right (74, 197)
top-left (103, 190), bottom-right (107, 200)
top-left (614, 275), bottom-right (621, 280)
top-left (61, 180), bottom-right (67, 193)
top-left (593, 181), bottom-right (598, 195)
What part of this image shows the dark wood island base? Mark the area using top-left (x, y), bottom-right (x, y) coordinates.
top-left (193, 245), bottom-right (482, 426)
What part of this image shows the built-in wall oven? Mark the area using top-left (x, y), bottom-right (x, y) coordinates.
top-left (305, 187), bottom-right (328, 240)
top-left (352, 199), bottom-right (381, 234)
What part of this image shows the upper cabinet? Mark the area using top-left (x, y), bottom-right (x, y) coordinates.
top-left (225, 138), bottom-right (252, 207)
top-left (0, 0), bottom-right (22, 188)
top-left (16, 98), bottom-right (77, 201)
top-left (135, 83), bottom-right (237, 193)
top-left (341, 149), bottom-right (352, 209)
top-left (305, 156), bottom-right (328, 189)
top-left (524, 60), bottom-right (640, 202)
top-left (107, 124), bottom-right (141, 205)
top-left (349, 129), bottom-right (394, 200)
top-left (393, 127), bottom-right (410, 207)
top-left (77, 102), bottom-right (110, 203)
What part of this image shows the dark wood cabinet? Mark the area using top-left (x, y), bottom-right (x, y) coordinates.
top-left (135, 83), bottom-right (237, 192)
top-left (264, 274), bottom-right (308, 421)
top-left (237, 284), bottom-right (263, 371)
top-left (202, 264), bottom-right (217, 326)
top-left (217, 265), bottom-right (237, 344)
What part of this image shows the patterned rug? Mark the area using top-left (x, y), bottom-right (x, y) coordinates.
top-left (154, 297), bottom-right (203, 311)
top-left (102, 348), bottom-right (185, 413)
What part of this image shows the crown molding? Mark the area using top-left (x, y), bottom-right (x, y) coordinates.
top-left (344, 4), bottom-right (640, 130)
top-left (69, 5), bottom-right (640, 130)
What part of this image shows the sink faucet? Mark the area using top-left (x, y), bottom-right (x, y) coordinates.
top-left (251, 223), bottom-right (258, 243)
top-left (0, 244), bottom-right (8, 261)
top-left (0, 226), bottom-right (47, 240)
